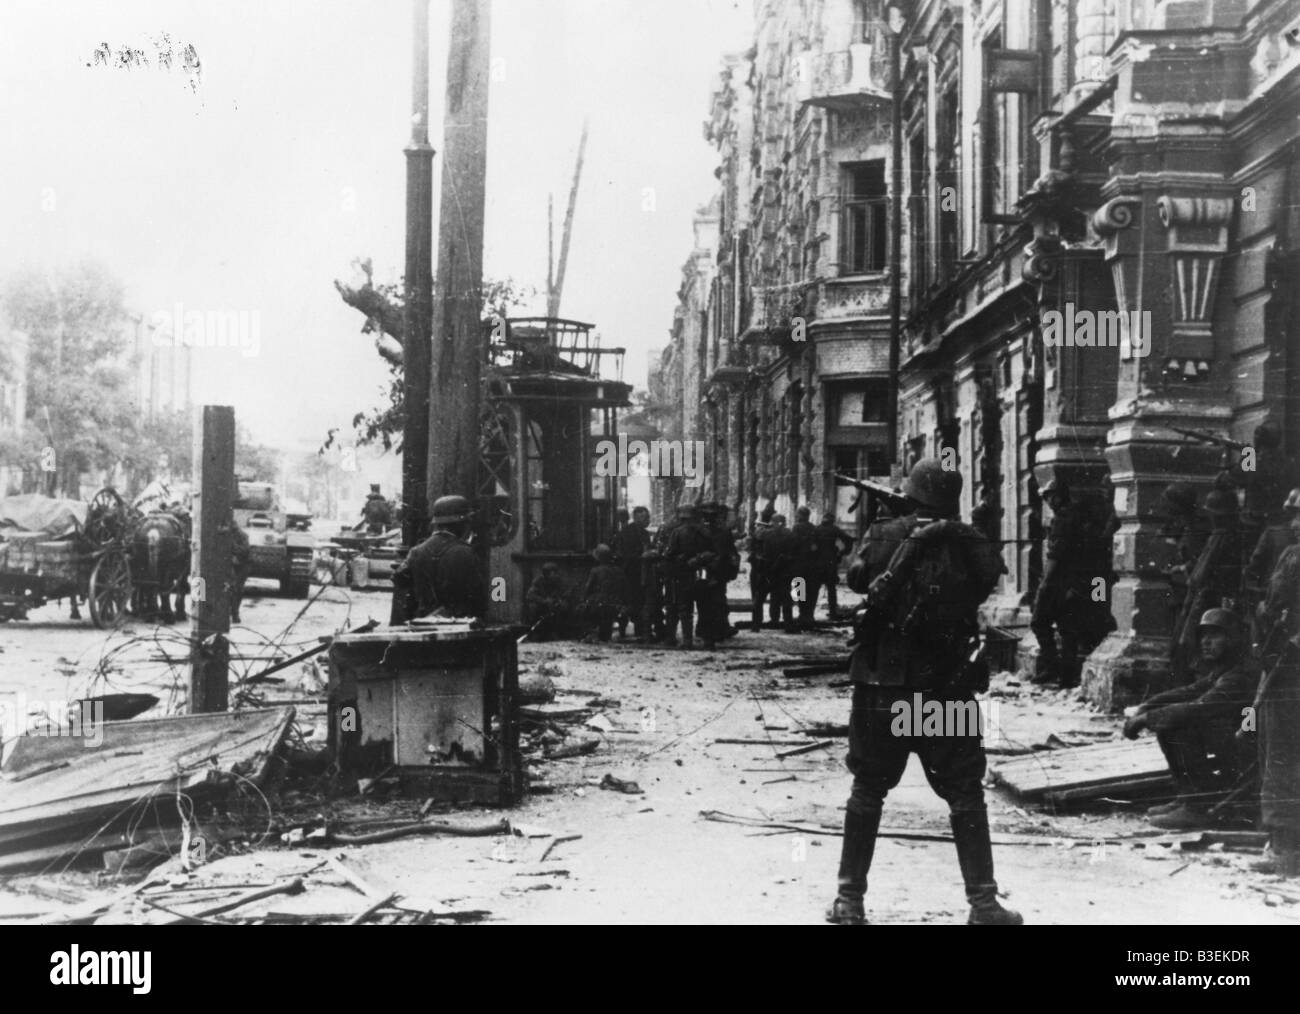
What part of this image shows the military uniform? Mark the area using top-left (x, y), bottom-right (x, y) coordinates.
top-left (396, 531), bottom-right (486, 619)
top-left (664, 511), bottom-right (714, 648)
top-left (230, 522), bottom-right (250, 624)
top-left (1030, 485), bottom-right (1115, 687)
top-left (615, 518), bottom-right (650, 638)
top-left (651, 516), bottom-right (681, 644)
top-left (790, 512), bottom-right (821, 630)
top-left (583, 560), bottom-right (626, 642)
top-left (830, 459), bottom-right (1019, 926)
top-left (762, 521), bottom-right (798, 631)
top-left (698, 507), bottom-right (740, 646)
top-left (392, 495), bottom-right (486, 620)
top-left (810, 518), bottom-right (854, 622)
top-left (526, 569), bottom-right (572, 640)
top-left (1255, 542), bottom-right (1300, 870)
top-left (361, 491), bottom-right (394, 535)
top-left (1127, 613), bottom-right (1258, 823)
top-left (1171, 492), bottom-right (1247, 684)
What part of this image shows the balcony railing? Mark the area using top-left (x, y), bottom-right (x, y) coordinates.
top-left (810, 277), bottom-right (890, 323)
top-left (797, 42), bottom-right (890, 111)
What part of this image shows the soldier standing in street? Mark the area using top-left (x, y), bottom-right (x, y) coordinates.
top-left (392, 495), bottom-right (486, 620)
top-left (812, 512), bottom-right (855, 621)
top-left (664, 503), bottom-right (713, 650)
top-left (360, 484), bottom-right (394, 535)
top-left (615, 505), bottom-right (651, 639)
top-left (764, 514), bottom-right (798, 632)
top-left (1030, 478), bottom-right (1092, 687)
top-left (706, 503), bottom-right (741, 645)
top-left (656, 505), bottom-right (685, 645)
top-left (790, 506), bottom-right (821, 630)
top-left (828, 459), bottom-right (1020, 926)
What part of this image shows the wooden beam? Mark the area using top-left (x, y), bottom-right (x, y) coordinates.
top-left (190, 405), bottom-right (234, 713)
top-left (428, 0), bottom-right (491, 515)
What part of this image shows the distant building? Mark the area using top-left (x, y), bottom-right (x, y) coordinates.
top-left (657, 0), bottom-right (897, 530)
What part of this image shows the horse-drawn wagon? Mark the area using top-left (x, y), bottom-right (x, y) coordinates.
top-left (0, 489), bottom-right (135, 628)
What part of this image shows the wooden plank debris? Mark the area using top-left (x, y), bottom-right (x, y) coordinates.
top-left (989, 738), bottom-right (1171, 803)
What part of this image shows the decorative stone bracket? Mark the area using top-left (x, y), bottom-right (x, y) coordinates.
top-left (1156, 195), bottom-right (1233, 359)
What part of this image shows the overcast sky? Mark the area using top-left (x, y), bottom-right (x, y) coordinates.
top-left (0, 0), bottom-right (751, 450)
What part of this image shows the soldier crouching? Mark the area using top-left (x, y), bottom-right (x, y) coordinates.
top-left (828, 459), bottom-right (1022, 926)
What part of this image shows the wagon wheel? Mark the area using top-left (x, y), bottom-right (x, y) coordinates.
top-left (88, 550), bottom-right (132, 629)
top-left (84, 488), bottom-right (134, 549)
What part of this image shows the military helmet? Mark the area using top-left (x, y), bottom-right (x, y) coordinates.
top-left (592, 543), bottom-right (612, 563)
top-left (1197, 607), bottom-right (1242, 644)
top-left (1203, 489), bottom-right (1239, 516)
top-left (431, 494), bottom-right (474, 524)
top-left (796, 506), bottom-right (811, 519)
top-left (1161, 482), bottom-right (1198, 512)
top-left (369, 484), bottom-right (381, 493)
top-left (905, 459), bottom-right (962, 516)
top-left (1284, 488), bottom-right (1300, 512)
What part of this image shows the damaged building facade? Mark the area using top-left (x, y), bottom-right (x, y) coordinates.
top-left (653, 0), bottom-right (899, 525)
top-left (663, 0), bottom-right (1300, 706)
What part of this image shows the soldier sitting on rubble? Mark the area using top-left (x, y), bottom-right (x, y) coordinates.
top-left (582, 544), bottom-right (626, 643)
top-left (527, 562), bottom-right (574, 641)
top-left (1124, 608), bottom-right (1259, 830)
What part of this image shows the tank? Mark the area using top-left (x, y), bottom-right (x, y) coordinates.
top-left (233, 481), bottom-right (315, 597)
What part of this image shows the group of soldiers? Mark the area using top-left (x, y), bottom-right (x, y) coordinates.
top-left (518, 499), bottom-right (856, 649)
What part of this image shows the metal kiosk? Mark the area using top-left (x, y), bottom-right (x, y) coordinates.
top-left (328, 622), bottom-right (524, 805)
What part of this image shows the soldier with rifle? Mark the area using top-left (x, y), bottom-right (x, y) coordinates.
top-left (1170, 489), bottom-right (1247, 684)
top-left (664, 503), bottom-right (713, 649)
top-left (827, 459), bottom-right (1021, 926)
top-left (1172, 421), bottom-right (1292, 546)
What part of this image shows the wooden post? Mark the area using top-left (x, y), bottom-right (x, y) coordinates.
top-left (428, 0), bottom-right (491, 507)
top-left (393, 0), bottom-right (436, 625)
top-left (190, 405), bottom-right (234, 713)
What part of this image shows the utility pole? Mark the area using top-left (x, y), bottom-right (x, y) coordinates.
top-left (546, 121), bottom-right (588, 321)
top-left (428, 0), bottom-right (491, 508)
top-left (886, 9), bottom-right (904, 477)
top-left (393, 0), bottom-right (436, 625)
top-left (190, 405), bottom-right (234, 713)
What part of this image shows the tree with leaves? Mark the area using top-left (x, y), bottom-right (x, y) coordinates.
top-left (1, 260), bottom-right (140, 497)
top-left (331, 259), bottom-right (534, 452)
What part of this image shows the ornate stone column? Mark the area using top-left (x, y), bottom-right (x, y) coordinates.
top-left (1083, 190), bottom-right (1234, 710)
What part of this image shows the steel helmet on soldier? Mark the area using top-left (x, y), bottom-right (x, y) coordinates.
top-left (431, 495), bottom-right (474, 524)
top-left (1197, 607), bottom-right (1242, 645)
top-left (904, 459), bottom-right (962, 517)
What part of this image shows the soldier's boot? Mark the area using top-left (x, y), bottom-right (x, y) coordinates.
top-left (1030, 628), bottom-right (1059, 684)
top-left (826, 807), bottom-right (881, 925)
top-left (951, 810), bottom-right (1023, 925)
top-left (1254, 828), bottom-right (1300, 876)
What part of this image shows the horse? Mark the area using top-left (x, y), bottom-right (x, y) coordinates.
top-left (131, 510), bottom-right (191, 623)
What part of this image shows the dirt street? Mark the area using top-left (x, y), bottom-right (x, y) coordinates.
top-left (0, 578), bottom-right (1293, 925)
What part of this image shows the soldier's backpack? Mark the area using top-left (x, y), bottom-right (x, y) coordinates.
top-left (869, 519), bottom-right (1001, 653)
